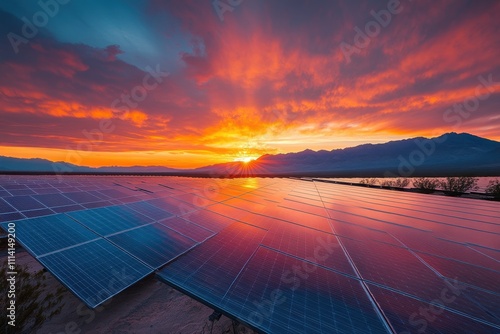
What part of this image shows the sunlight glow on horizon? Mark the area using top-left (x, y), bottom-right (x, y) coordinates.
top-left (0, 1), bottom-right (499, 168)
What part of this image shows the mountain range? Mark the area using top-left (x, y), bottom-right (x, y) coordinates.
top-left (1, 133), bottom-right (499, 177)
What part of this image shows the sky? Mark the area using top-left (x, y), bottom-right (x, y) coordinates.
top-left (0, 0), bottom-right (499, 169)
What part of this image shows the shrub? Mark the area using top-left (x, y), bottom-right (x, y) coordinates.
top-left (393, 178), bottom-right (410, 188)
top-left (485, 179), bottom-right (500, 198)
top-left (380, 178), bottom-right (408, 189)
top-left (359, 178), bottom-right (379, 186)
top-left (381, 180), bottom-right (394, 187)
top-left (439, 177), bottom-right (478, 195)
top-left (412, 177), bottom-right (439, 193)
top-left (0, 261), bottom-right (65, 333)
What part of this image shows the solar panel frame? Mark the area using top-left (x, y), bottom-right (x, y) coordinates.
top-left (37, 238), bottom-right (153, 308)
top-left (0, 214), bottom-right (101, 257)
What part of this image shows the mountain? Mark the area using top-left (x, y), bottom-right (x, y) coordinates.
top-left (1, 133), bottom-right (499, 176)
top-left (196, 133), bottom-right (500, 176)
top-left (0, 156), bottom-right (181, 173)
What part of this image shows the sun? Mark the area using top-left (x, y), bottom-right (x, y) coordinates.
top-left (234, 156), bottom-right (257, 163)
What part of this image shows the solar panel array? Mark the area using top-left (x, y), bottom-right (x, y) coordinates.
top-left (0, 175), bottom-right (499, 333)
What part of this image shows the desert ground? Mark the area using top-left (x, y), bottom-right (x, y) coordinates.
top-left (5, 251), bottom-right (256, 334)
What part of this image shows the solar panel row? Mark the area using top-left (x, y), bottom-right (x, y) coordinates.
top-left (0, 175), bottom-right (498, 333)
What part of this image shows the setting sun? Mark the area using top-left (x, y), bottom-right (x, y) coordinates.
top-left (234, 156), bottom-right (258, 163)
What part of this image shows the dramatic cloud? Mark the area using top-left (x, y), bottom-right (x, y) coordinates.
top-left (0, 0), bottom-right (499, 167)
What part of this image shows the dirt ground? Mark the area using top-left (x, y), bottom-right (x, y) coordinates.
top-left (4, 251), bottom-right (256, 334)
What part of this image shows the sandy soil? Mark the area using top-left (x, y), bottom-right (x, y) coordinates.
top-left (5, 251), bottom-right (256, 334)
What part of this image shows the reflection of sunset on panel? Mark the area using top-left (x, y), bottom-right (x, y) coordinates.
top-left (0, 1), bottom-right (499, 168)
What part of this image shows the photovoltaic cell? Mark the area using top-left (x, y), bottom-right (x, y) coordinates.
top-left (108, 223), bottom-right (196, 269)
top-left (63, 191), bottom-right (101, 203)
top-left (21, 208), bottom-right (55, 218)
top-left (8, 189), bottom-right (36, 196)
top-left (417, 252), bottom-right (500, 294)
top-left (38, 239), bottom-right (152, 308)
top-left (180, 209), bottom-right (237, 232)
top-left (51, 204), bottom-right (86, 213)
top-left (67, 205), bottom-right (153, 236)
top-left (32, 193), bottom-right (76, 207)
top-left (157, 223), bottom-right (267, 305)
top-left (148, 197), bottom-right (198, 215)
top-left (261, 221), bottom-right (355, 276)
top-left (0, 214), bottom-right (99, 256)
top-left (222, 247), bottom-right (388, 334)
top-left (3, 195), bottom-right (45, 211)
top-left (126, 201), bottom-right (174, 221)
top-left (367, 284), bottom-right (499, 334)
top-left (160, 217), bottom-right (214, 242)
top-left (0, 212), bottom-right (25, 223)
top-left (340, 238), bottom-right (447, 298)
top-left (0, 198), bottom-right (16, 213)
top-left (0, 175), bottom-right (499, 333)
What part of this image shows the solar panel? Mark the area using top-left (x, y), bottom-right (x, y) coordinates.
top-left (3, 195), bottom-right (46, 211)
top-left (0, 198), bottom-right (16, 213)
top-left (32, 193), bottom-right (76, 207)
top-left (108, 223), bottom-right (196, 269)
top-left (416, 252), bottom-right (500, 293)
top-left (126, 201), bottom-right (174, 221)
top-left (67, 205), bottom-right (153, 236)
top-left (0, 214), bottom-right (99, 256)
top-left (0, 175), bottom-right (498, 333)
top-left (180, 209), bottom-right (237, 232)
top-left (20, 208), bottom-right (55, 218)
top-left (63, 191), bottom-right (101, 203)
top-left (147, 197), bottom-right (198, 215)
top-left (0, 211), bottom-right (25, 223)
top-left (159, 217), bottom-right (214, 242)
top-left (157, 222), bottom-right (267, 305)
top-left (37, 238), bottom-right (152, 308)
top-left (222, 247), bottom-right (389, 334)
top-left (261, 221), bottom-right (355, 276)
top-left (367, 284), bottom-right (499, 334)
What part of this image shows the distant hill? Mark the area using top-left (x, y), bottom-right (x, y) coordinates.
top-left (195, 132), bottom-right (500, 177)
top-left (0, 156), bottom-right (181, 173)
top-left (1, 133), bottom-right (499, 176)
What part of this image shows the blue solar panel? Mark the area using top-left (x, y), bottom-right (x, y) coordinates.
top-left (21, 207), bottom-right (55, 218)
top-left (147, 197), bottom-right (197, 215)
top-left (160, 217), bottom-right (214, 242)
top-left (32, 193), bottom-right (76, 207)
top-left (261, 221), bottom-right (355, 276)
top-left (367, 284), bottom-right (499, 334)
top-left (157, 222), bottom-right (267, 305)
top-left (3, 195), bottom-right (45, 211)
top-left (126, 201), bottom-right (174, 221)
top-left (0, 198), bottom-right (16, 213)
top-left (0, 175), bottom-right (498, 333)
top-left (67, 205), bottom-right (153, 236)
top-left (222, 247), bottom-right (389, 334)
top-left (0, 214), bottom-right (99, 256)
top-left (181, 209), bottom-right (236, 232)
top-left (108, 223), bottom-right (196, 269)
top-left (37, 239), bottom-right (152, 308)
top-left (63, 191), bottom-right (101, 203)
top-left (0, 212), bottom-right (25, 223)
top-left (339, 237), bottom-right (448, 300)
